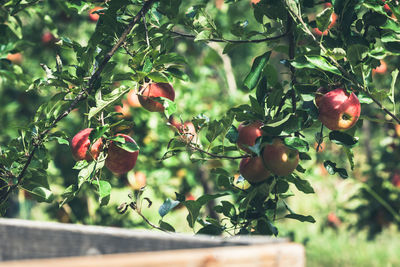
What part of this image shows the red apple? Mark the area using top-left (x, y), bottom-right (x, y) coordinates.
top-left (395, 124), bottom-right (400, 137)
top-left (114, 99), bottom-right (131, 118)
top-left (392, 172), bottom-right (400, 188)
top-left (185, 193), bottom-right (196, 201)
top-left (315, 87), bottom-right (329, 107)
top-left (327, 212), bottom-right (342, 228)
top-left (71, 128), bottom-right (103, 161)
top-left (262, 138), bottom-right (299, 176)
top-left (239, 157), bottom-right (271, 183)
top-left (250, 0), bottom-right (261, 4)
top-left (6, 53), bottom-right (23, 65)
top-left (105, 134), bottom-right (139, 174)
top-left (372, 60), bottom-right (387, 75)
top-left (127, 171), bottom-right (146, 190)
top-left (89, 6), bottom-right (103, 22)
top-left (237, 121), bottom-right (263, 152)
top-left (41, 32), bottom-right (56, 45)
top-left (138, 83), bottom-right (175, 112)
top-left (127, 90), bottom-right (142, 108)
top-left (316, 88), bottom-right (361, 131)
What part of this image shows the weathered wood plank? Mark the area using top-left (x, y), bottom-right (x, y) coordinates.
top-left (0, 243), bottom-right (305, 267)
top-left (0, 218), bottom-right (287, 261)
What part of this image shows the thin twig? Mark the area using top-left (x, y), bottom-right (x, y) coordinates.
top-left (129, 202), bottom-right (169, 232)
top-left (170, 27), bottom-right (290, 43)
top-left (188, 143), bottom-right (252, 160)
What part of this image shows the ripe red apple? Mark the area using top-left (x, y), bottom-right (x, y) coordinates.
top-left (41, 32), bottom-right (56, 45)
top-left (372, 60), bottom-right (387, 75)
top-left (71, 128), bottom-right (103, 161)
top-left (316, 88), bottom-right (361, 131)
top-left (395, 124), bottom-right (400, 137)
top-left (392, 172), bottom-right (400, 188)
top-left (114, 99), bottom-right (131, 118)
top-left (237, 121), bottom-right (263, 152)
top-left (138, 83), bottom-right (175, 112)
top-left (250, 0), bottom-right (261, 4)
top-left (239, 157), bottom-right (271, 183)
top-left (127, 171), bottom-right (146, 190)
top-left (314, 87), bottom-right (329, 107)
top-left (105, 134), bottom-right (139, 174)
top-left (89, 6), bottom-right (103, 22)
top-left (262, 138), bottom-right (299, 176)
top-left (6, 53), bottom-right (23, 65)
top-left (327, 212), bottom-right (342, 228)
top-left (127, 90), bottom-right (142, 108)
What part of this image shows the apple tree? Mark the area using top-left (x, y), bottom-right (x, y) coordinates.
top-left (1, 0), bottom-right (400, 236)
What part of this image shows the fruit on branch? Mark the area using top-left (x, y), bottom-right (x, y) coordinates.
top-left (372, 60), bottom-right (387, 75)
top-left (105, 134), bottom-right (139, 174)
top-left (327, 212), bottom-right (342, 229)
top-left (395, 124), bottom-right (400, 137)
top-left (250, 0), bottom-right (261, 4)
top-left (239, 157), bottom-right (271, 183)
top-left (138, 83), bottom-right (175, 112)
top-left (315, 88), bottom-right (361, 131)
top-left (262, 138), bottom-right (299, 176)
top-left (382, 0), bottom-right (392, 15)
top-left (127, 171), bottom-right (146, 190)
top-left (237, 121), bottom-right (263, 152)
top-left (169, 116), bottom-right (197, 143)
top-left (41, 32), bottom-right (56, 45)
top-left (127, 90), bottom-right (142, 108)
top-left (71, 128), bottom-right (103, 161)
top-left (115, 99), bottom-right (131, 118)
top-left (89, 6), bottom-right (103, 22)
top-left (314, 87), bottom-right (329, 107)
top-left (6, 53), bottom-right (23, 65)
top-left (392, 172), bottom-right (400, 188)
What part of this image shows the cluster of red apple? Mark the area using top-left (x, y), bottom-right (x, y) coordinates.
top-left (238, 87), bottom-right (361, 183)
top-left (71, 82), bottom-right (176, 178)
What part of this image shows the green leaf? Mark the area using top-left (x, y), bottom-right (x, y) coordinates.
top-left (283, 137), bottom-right (309, 152)
top-left (147, 72), bottom-right (171, 83)
top-left (163, 98), bottom-right (177, 118)
top-left (316, 7), bottom-right (333, 32)
top-left (329, 131), bottom-right (358, 147)
top-left (305, 56), bottom-right (341, 75)
top-left (92, 180), bottom-right (111, 206)
top-left (60, 184), bottom-right (79, 207)
top-left (142, 57), bottom-right (153, 73)
top-left (243, 51), bottom-right (271, 90)
top-left (159, 220), bottom-right (176, 232)
top-left (115, 141), bottom-right (140, 152)
top-left (88, 86), bottom-right (130, 120)
top-left (194, 30), bottom-right (212, 41)
top-left (55, 137), bottom-right (69, 146)
top-left (323, 160), bottom-right (349, 179)
top-left (286, 175), bottom-right (314, 194)
top-left (225, 126), bottom-right (238, 144)
top-left (159, 198), bottom-right (180, 217)
top-left (285, 213), bottom-right (316, 223)
top-left (196, 225), bottom-right (223, 235)
top-left (184, 200), bottom-right (202, 228)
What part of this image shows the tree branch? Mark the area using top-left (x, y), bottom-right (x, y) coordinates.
top-left (170, 27), bottom-right (290, 44)
top-left (188, 143), bottom-right (252, 160)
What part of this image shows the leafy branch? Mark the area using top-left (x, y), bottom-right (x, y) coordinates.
top-left (0, 0), bottom-right (159, 204)
top-left (284, 0), bottom-right (400, 124)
